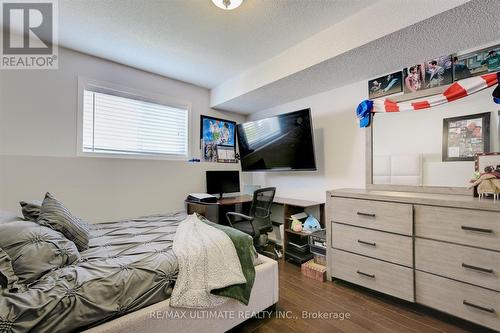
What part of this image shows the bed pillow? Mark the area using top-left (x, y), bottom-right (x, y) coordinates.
top-left (37, 193), bottom-right (90, 251)
top-left (0, 248), bottom-right (18, 288)
top-left (19, 200), bottom-right (42, 221)
top-left (0, 220), bottom-right (80, 283)
top-left (0, 211), bottom-right (22, 224)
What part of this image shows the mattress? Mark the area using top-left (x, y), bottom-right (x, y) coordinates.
top-left (0, 212), bottom-right (186, 333)
top-left (83, 255), bottom-right (279, 333)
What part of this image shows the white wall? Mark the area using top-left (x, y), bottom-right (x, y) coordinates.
top-left (0, 47), bottom-right (244, 222)
top-left (246, 81), bottom-right (367, 203)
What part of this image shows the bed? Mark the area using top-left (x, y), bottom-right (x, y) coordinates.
top-left (84, 255), bottom-right (278, 333)
top-left (0, 212), bottom-right (279, 333)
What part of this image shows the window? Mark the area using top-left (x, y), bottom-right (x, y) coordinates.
top-left (79, 80), bottom-right (189, 158)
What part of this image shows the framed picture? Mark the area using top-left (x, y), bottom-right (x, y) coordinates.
top-left (200, 115), bottom-right (236, 162)
top-left (404, 55), bottom-right (453, 94)
top-left (475, 152), bottom-right (500, 173)
top-left (453, 44), bottom-right (500, 81)
top-left (368, 71), bottom-right (403, 99)
top-left (442, 112), bottom-right (490, 161)
top-left (216, 145), bottom-right (237, 163)
top-left (403, 63), bottom-right (425, 94)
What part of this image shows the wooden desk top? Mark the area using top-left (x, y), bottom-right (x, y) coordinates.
top-left (186, 195), bottom-right (324, 207)
top-left (274, 197), bottom-right (324, 207)
top-left (217, 195), bottom-right (253, 205)
top-left (220, 195), bottom-right (324, 207)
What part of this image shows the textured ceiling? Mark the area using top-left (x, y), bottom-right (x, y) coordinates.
top-left (58, 0), bottom-right (372, 88)
top-left (215, 0), bottom-right (500, 113)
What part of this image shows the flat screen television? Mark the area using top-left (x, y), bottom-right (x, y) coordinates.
top-left (236, 108), bottom-right (316, 172)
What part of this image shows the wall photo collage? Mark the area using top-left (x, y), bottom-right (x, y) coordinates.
top-left (368, 44), bottom-right (500, 100)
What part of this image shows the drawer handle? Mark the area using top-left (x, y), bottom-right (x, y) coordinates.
top-left (357, 239), bottom-right (376, 247)
top-left (463, 300), bottom-right (496, 314)
top-left (356, 270), bottom-right (375, 278)
top-left (462, 263), bottom-right (494, 274)
top-left (461, 226), bottom-right (493, 233)
top-left (357, 212), bottom-right (376, 218)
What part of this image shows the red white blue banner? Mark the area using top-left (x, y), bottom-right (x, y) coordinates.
top-left (357, 72), bottom-right (500, 128)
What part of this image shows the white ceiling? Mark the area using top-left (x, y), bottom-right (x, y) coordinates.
top-left (59, 0), bottom-right (372, 88)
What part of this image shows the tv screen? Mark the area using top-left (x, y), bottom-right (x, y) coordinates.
top-left (237, 109), bottom-right (316, 171)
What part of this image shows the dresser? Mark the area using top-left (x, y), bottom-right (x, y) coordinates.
top-left (327, 189), bottom-right (500, 331)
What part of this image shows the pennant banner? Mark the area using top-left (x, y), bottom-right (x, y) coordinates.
top-left (357, 72), bottom-right (500, 128)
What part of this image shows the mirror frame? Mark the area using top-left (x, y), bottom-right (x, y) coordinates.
top-left (365, 122), bottom-right (471, 195)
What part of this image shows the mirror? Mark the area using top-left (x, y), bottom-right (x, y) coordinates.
top-left (372, 89), bottom-right (500, 188)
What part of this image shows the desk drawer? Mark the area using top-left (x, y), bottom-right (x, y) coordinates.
top-left (415, 238), bottom-right (500, 292)
top-left (415, 205), bottom-right (500, 251)
top-left (331, 249), bottom-right (414, 301)
top-left (330, 197), bottom-right (412, 235)
top-left (416, 271), bottom-right (500, 331)
top-left (332, 223), bottom-right (413, 267)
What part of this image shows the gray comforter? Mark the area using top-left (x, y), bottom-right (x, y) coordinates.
top-left (0, 212), bottom-right (185, 333)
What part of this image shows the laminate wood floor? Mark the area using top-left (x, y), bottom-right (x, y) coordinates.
top-left (232, 260), bottom-right (496, 333)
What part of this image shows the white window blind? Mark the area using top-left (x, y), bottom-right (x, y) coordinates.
top-left (82, 90), bottom-right (189, 157)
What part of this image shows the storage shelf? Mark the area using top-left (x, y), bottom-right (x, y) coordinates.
top-left (285, 228), bottom-right (313, 237)
top-left (285, 248), bottom-right (314, 264)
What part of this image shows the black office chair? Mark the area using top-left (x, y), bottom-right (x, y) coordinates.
top-left (226, 187), bottom-right (280, 259)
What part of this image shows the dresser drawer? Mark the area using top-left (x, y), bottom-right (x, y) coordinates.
top-left (416, 238), bottom-right (500, 292)
top-left (330, 197), bottom-right (412, 235)
top-left (332, 223), bottom-right (413, 267)
top-left (416, 271), bottom-right (500, 331)
top-left (415, 205), bottom-right (500, 251)
top-left (331, 249), bottom-right (414, 301)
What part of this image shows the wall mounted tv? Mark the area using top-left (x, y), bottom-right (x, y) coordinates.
top-left (236, 108), bottom-right (316, 172)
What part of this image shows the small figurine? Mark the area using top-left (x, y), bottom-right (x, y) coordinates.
top-left (291, 219), bottom-right (303, 232)
top-left (303, 215), bottom-right (321, 232)
top-left (468, 166), bottom-right (500, 200)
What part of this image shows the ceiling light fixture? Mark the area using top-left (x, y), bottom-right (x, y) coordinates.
top-left (211, 0), bottom-right (243, 10)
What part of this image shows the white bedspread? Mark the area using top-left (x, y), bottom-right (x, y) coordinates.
top-left (170, 214), bottom-right (246, 308)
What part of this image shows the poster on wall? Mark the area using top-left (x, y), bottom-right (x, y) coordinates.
top-left (368, 71), bottom-right (403, 99)
top-left (403, 55), bottom-right (453, 94)
top-left (442, 112), bottom-right (490, 162)
top-left (200, 115), bottom-right (236, 162)
top-left (453, 44), bottom-right (500, 81)
top-left (216, 145), bottom-right (237, 163)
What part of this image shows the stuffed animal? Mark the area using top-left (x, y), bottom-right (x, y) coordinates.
top-left (303, 215), bottom-right (321, 232)
top-left (291, 219), bottom-right (303, 232)
top-left (468, 166), bottom-right (500, 200)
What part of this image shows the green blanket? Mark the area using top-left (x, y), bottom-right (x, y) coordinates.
top-left (197, 214), bottom-right (257, 305)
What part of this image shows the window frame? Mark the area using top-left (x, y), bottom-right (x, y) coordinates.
top-left (77, 77), bottom-right (192, 161)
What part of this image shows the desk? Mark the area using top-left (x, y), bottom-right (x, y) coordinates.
top-left (185, 195), bottom-right (252, 225)
top-left (186, 195), bottom-right (325, 264)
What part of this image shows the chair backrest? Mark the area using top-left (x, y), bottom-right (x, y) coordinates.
top-left (249, 187), bottom-right (276, 229)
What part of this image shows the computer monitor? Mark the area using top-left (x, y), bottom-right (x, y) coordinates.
top-left (206, 170), bottom-right (240, 199)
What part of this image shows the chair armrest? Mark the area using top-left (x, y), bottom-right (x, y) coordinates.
top-left (226, 212), bottom-right (254, 228)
